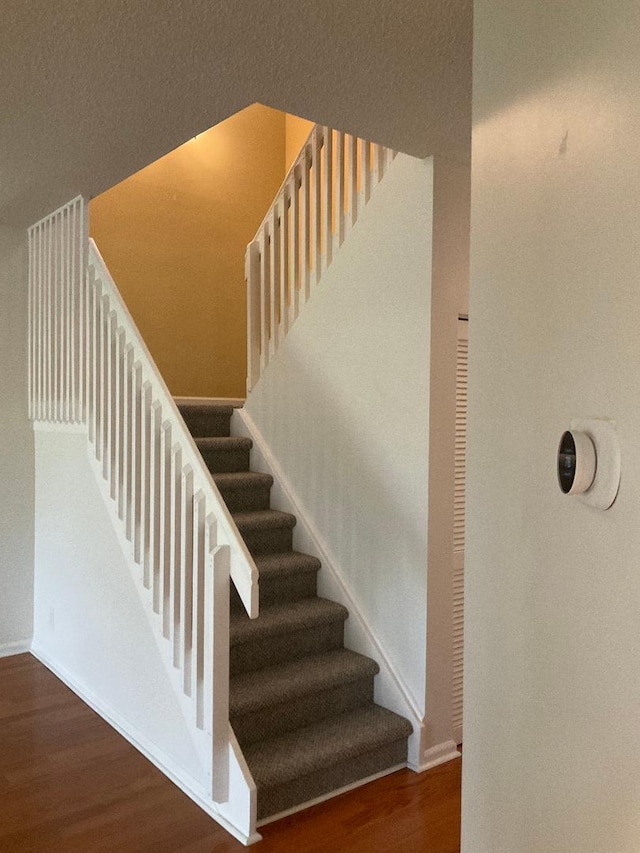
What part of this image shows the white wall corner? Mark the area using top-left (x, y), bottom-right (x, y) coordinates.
top-left (0, 639), bottom-right (32, 659)
top-left (232, 407), bottom-right (426, 769)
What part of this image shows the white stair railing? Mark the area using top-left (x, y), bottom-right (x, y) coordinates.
top-left (245, 125), bottom-right (396, 391)
top-left (28, 198), bottom-right (260, 809)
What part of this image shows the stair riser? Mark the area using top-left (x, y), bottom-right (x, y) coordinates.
top-left (231, 621), bottom-right (345, 675)
top-left (256, 738), bottom-right (408, 821)
top-left (180, 411), bottom-right (232, 438)
top-left (218, 486), bottom-right (272, 513)
top-left (232, 678), bottom-right (375, 746)
top-left (200, 447), bottom-right (251, 473)
top-left (230, 570), bottom-right (319, 614)
top-left (241, 526), bottom-right (293, 556)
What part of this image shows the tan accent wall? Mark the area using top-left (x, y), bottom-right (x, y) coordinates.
top-left (89, 104), bottom-right (286, 398)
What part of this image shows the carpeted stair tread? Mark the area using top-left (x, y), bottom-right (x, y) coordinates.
top-left (194, 436), bottom-right (252, 451)
top-left (233, 509), bottom-right (297, 532)
top-left (230, 597), bottom-right (347, 646)
top-left (179, 404), bottom-right (234, 417)
top-left (253, 550), bottom-right (321, 579)
top-left (243, 704), bottom-right (413, 790)
top-left (178, 404), bottom-right (234, 437)
top-left (213, 471), bottom-right (273, 491)
top-left (230, 649), bottom-right (378, 716)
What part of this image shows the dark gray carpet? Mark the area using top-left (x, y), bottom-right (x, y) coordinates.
top-left (180, 402), bottom-right (412, 821)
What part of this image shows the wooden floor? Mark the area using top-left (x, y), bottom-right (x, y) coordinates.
top-left (0, 654), bottom-right (461, 852)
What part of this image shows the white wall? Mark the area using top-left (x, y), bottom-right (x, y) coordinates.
top-left (464, 3), bottom-right (640, 851)
top-left (0, 227), bottom-right (34, 655)
top-left (245, 154), bottom-right (433, 718)
top-left (32, 429), bottom-right (206, 786)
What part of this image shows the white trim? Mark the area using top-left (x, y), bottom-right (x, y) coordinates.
top-left (30, 645), bottom-right (261, 847)
top-left (0, 639), bottom-right (32, 658)
top-left (256, 762), bottom-right (406, 828)
top-left (416, 740), bottom-right (461, 773)
top-left (232, 408), bottom-right (425, 769)
top-left (174, 397), bottom-right (245, 408)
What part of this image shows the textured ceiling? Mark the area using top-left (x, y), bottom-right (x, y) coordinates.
top-left (0, 0), bottom-right (472, 226)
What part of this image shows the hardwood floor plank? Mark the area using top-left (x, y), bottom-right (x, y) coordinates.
top-left (0, 654), bottom-right (461, 851)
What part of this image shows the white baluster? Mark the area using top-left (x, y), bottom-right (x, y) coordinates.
top-left (313, 129), bottom-right (322, 285)
top-left (46, 220), bottom-right (53, 421)
top-left (35, 225), bottom-right (42, 420)
top-left (290, 166), bottom-right (300, 326)
top-left (171, 443), bottom-right (183, 667)
top-left (93, 280), bottom-right (103, 459)
top-left (181, 465), bottom-right (194, 695)
top-left (115, 328), bottom-right (125, 516)
top-left (336, 131), bottom-right (346, 248)
top-left (260, 228), bottom-right (270, 373)
top-left (52, 215), bottom-right (60, 422)
top-left (373, 143), bottom-right (385, 184)
top-left (28, 229), bottom-right (34, 420)
top-left (269, 206), bottom-right (279, 356)
top-left (65, 208), bottom-right (72, 422)
top-left (193, 491), bottom-right (208, 729)
top-left (245, 241), bottom-right (261, 393)
top-left (210, 541), bottom-right (230, 803)
top-left (86, 269), bottom-right (95, 440)
top-left (141, 381), bottom-right (153, 588)
top-left (101, 297), bottom-right (110, 475)
top-left (361, 138), bottom-right (372, 203)
top-left (159, 420), bottom-right (173, 637)
top-left (150, 401), bottom-right (163, 613)
top-left (132, 362), bottom-right (143, 564)
top-left (107, 310), bottom-right (117, 493)
top-left (322, 127), bottom-right (333, 272)
top-left (301, 147), bottom-right (311, 303)
top-left (348, 134), bottom-right (358, 229)
top-left (279, 192), bottom-right (289, 339)
top-left (122, 337), bottom-right (140, 536)
top-left (202, 513), bottom-right (216, 736)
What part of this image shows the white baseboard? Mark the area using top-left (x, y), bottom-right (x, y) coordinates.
top-left (30, 645), bottom-right (259, 847)
top-left (415, 740), bottom-right (461, 773)
top-left (0, 639), bottom-right (32, 658)
top-left (233, 408), bottom-right (425, 768)
top-left (173, 396), bottom-right (245, 408)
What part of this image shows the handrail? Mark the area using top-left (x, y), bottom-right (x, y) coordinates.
top-left (245, 125), bottom-right (396, 391)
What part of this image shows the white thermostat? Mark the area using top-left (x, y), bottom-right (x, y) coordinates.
top-left (557, 419), bottom-right (621, 510)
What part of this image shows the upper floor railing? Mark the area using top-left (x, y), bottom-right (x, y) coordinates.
top-left (245, 125), bottom-right (396, 391)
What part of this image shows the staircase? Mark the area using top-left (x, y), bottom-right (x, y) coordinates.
top-left (180, 402), bottom-right (413, 822)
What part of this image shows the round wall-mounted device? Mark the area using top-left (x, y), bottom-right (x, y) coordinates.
top-left (557, 419), bottom-right (621, 510)
top-left (557, 430), bottom-right (597, 495)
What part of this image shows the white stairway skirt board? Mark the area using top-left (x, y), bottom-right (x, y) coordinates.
top-left (232, 407), bottom-right (459, 774)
